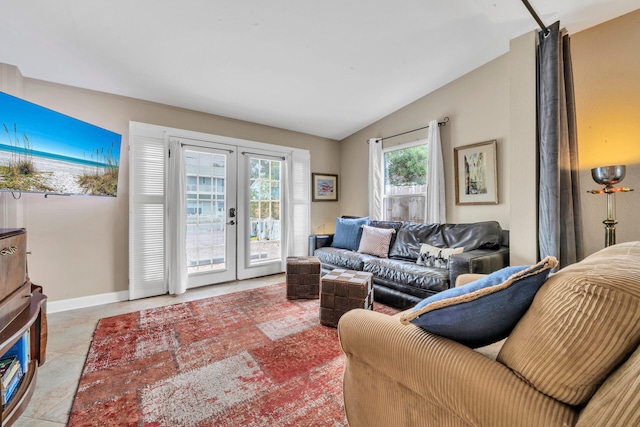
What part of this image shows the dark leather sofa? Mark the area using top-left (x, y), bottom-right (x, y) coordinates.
top-left (309, 220), bottom-right (510, 309)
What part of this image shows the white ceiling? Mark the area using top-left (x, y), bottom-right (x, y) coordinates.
top-left (1, 1), bottom-right (639, 140)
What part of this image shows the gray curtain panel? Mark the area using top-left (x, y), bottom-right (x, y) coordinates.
top-left (537, 21), bottom-right (584, 268)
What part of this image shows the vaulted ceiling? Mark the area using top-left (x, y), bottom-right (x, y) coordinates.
top-left (2, 1), bottom-right (638, 140)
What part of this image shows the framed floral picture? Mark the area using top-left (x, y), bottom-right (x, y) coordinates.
top-left (454, 140), bottom-right (498, 205)
top-left (312, 173), bottom-right (338, 201)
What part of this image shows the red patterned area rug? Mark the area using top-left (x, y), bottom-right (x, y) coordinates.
top-left (68, 282), bottom-right (399, 426)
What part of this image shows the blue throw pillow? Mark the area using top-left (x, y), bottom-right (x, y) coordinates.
top-left (331, 217), bottom-right (369, 251)
top-left (400, 256), bottom-right (558, 348)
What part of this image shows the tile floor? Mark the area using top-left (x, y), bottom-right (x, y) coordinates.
top-left (13, 273), bottom-right (285, 427)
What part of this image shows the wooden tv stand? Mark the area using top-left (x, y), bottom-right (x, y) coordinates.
top-left (0, 229), bottom-right (47, 426)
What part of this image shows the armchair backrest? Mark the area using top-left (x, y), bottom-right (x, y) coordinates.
top-left (497, 242), bottom-right (640, 406)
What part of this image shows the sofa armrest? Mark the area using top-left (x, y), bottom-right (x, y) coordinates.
top-left (308, 234), bottom-right (334, 256)
top-left (448, 245), bottom-right (510, 288)
top-left (338, 309), bottom-right (576, 427)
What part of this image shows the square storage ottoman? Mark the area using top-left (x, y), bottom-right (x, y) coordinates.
top-left (320, 269), bottom-right (374, 327)
top-left (286, 256), bottom-right (321, 299)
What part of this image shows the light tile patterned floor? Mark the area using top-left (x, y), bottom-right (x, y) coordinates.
top-left (13, 273), bottom-right (285, 427)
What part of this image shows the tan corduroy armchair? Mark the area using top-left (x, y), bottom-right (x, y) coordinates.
top-left (338, 241), bottom-right (640, 427)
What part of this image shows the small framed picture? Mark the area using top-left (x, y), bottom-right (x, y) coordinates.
top-left (312, 173), bottom-right (338, 202)
top-left (454, 140), bottom-right (498, 205)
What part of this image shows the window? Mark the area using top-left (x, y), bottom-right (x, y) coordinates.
top-left (383, 142), bottom-right (428, 222)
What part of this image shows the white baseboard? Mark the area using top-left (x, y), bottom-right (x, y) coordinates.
top-left (47, 290), bottom-right (130, 314)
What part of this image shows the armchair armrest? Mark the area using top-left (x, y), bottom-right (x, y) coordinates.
top-left (308, 234), bottom-right (333, 256)
top-left (448, 246), bottom-right (510, 288)
top-left (338, 309), bottom-right (576, 427)
top-left (455, 273), bottom-right (487, 287)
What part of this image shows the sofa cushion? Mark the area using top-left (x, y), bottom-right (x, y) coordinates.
top-left (314, 247), bottom-right (374, 271)
top-left (429, 221), bottom-right (503, 250)
top-left (364, 258), bottom-right (449, 293)
top-left (388, 222), bottom-right (441, 260)
top-left (358, 225), bottom-right (395, 258)
top-left (575, 345), bottom-right (640, 427)
top-left (331, 217), bottom-right (369, 251)
top-left (388, 221), bottom-right (503, 261)
top-left (400, 257), bottom-right (557, 348)
top-left (416, 243), bottom-right (464, 268)
top-left (497, 242), bottom-right (640, 406)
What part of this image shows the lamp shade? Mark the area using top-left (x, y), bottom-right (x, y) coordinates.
top-left (591, 165), bottom-right (626, 188)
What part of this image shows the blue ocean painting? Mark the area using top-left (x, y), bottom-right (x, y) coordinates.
top-left (0, 92), bottom-right (122, 196)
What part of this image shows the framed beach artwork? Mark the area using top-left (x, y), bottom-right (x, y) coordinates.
top-left (0, 92), bottom-right (122, 197)
top-left (454, 140), bottom-right (498, 205)
top-left (312, 173), bottom-right (338, 202)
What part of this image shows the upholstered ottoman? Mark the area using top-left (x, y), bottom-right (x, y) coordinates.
top-left (286, 256), bottom-right (321, 299)
top-left (320, 269), bottom-right (374, 327)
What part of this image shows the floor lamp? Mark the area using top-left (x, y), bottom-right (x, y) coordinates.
top-left (589, 165), bottom-right (634, 247)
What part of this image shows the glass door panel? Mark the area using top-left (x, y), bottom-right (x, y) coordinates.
top-left (238, 154), bottom-right (284, 280)
top-left (248, 158), bottom-right (281, 265)
top-left (185, 145), bottom-right (236, 287)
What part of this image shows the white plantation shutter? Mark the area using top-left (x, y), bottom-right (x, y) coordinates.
top-left (284, 150), bottom-right (310, 259)
top-left (129, 123), bottom-right (168, 299)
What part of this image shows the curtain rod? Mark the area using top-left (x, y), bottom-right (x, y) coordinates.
top-left (179, 141), bottom-right (233, 153)
top-left (372, 117), bottom-right (449, 143)
top-left (521, 0), bottom-right (549, 36)
top-left (241, 151), bottom-right (285, 161)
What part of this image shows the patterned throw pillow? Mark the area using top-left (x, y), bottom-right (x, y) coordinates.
top-left (357, 225), bottom-right (395, 258)
top-left (416, 243), bottom-right (464, 268)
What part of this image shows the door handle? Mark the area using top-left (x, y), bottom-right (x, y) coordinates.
top-left (227, 220), bottom-right (236, 225)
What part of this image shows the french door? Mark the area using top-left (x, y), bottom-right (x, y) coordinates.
top-left (183, 143), bottom-right (285, 288)
top-left (129, 122), bottom-right (310, 300)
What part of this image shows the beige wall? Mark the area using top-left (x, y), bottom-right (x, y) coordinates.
top-left (572, 9), bottom-right (640, 256)
top-left (340, 9), bottom-right (640, 263)
top-left (340, 54), bottom-right (512, 225)
top-left (0, 67), bottom-right (341, 302)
